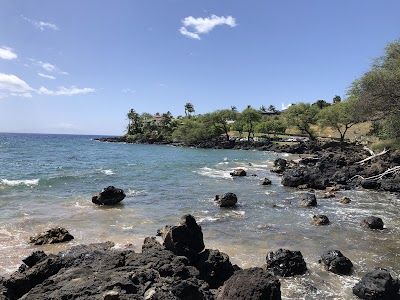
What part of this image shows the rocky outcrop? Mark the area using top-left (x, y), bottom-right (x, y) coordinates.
top-left (353, 268), bottom-right (400, 300)
top-left (318, 250), bottom-right (353, 275)
top-left (361, 216), bottom-right (385, 230)
top-left (217, 268), bottom-right (281, 300)
top-left (271, 158), bottom-right (287, 174)
top-left (214, 193), bottom-right (238, 207)
top-left (92, 186), bottom-right (126, 205)
top-left (29, 227), bottom-right (74, 245)
top-left (298, 193), bottom-right (317, 207)
top-left (312, 214), bottom-right (330, 225)
top-left (266, 248), bottom-right (308, 277)
top-left (230, 169), bottom-right (246, 177)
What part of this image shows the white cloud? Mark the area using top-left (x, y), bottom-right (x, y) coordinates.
top-left (38, 73), bottom-right (56, 80)
top-left (121, 88), bottom-right (136, 94)
top-left (0, 47), bottom-right (17, 60)
top-left (38, 86), bottom-right (96, 96)
top-left (180, 15), bottom-right (237, 40)
top-left (0, 73), bottom-right (34, 98)
top-left (41, 62), bottom-right (56, 72)
top-left (22, 15), bottom-right (59, 31)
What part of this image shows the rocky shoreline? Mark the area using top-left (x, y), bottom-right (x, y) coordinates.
top-left (1, 214), bottom-right (399, 300)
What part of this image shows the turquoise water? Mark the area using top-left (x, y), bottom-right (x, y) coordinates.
top-left (0, 133), bottom-right (399, 299)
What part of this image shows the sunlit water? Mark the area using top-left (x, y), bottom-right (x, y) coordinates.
top-left (0, 133), bottom-right (399, 299)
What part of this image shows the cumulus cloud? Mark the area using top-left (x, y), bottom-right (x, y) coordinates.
top-left (0, 73), bottom-right (34, 98)
top-left (0, 47), bottom-right (18, 60)
top-left (179, 14), bottom-right (237, 40)
top-left (38, 73), bottom-right (56, 80)
top-left (38, 86), bottom-right (96, 96)
top-left (22, 15), bottom-right (59, 31)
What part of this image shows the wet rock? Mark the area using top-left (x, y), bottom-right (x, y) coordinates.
top-left (29, 227), bottom-right (74, 245)
top-left (230, 169), bottom-right (246, 176)
top-left (214, 193), bottom-right (238, 207)
top-left (353, 268), bottom-right (400, 300)
top-left (298, 193), bottom-right (317, 207)
top-left (266, 248), bottom-right (307, 277)
top-left (217, 267), bottom-right (281, 300)
top-left (261, 178), bottom-right (272, 185)
top-left (92, 186), bottom-right (126, 205)
top-left (361, 179), bottom-right (380, 190)
top-left (340, 196), bottom-right (351, 204)
top-left (318, 250), bottom-right (353, 275)
top-left (161, 214), bottom-right (205, 263)
top-left (103, 290), bottom-right (120, 300)
top-left (312, 215), bottom-right (330, 225)
top-left (22, 251), bottom-right (47, 268)
top-left (380, 173), bottom-right (400, 192)
top-left (318, 191), bottom-right (336, 198)
top-left (361, 216), bottom-right (384, 230)
top-left (271, 158), bottom-right (287, 174)
top-left (195, 249), bottom-right (235, 289)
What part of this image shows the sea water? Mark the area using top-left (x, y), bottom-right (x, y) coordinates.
top-left (0, 132), bottom-right (399, 299)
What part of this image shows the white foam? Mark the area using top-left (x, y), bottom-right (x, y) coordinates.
top-left (195, 167), bottom-right (232, 179)
top-left (0, 179), bottom-right (39, 186)
top-left (100, 169), bottom-right (115, 175)
top-left (126, 189), bottom-right (146, 197)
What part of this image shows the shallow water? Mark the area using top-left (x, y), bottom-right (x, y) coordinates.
top-left (0, 133), bottom-right (399, 299)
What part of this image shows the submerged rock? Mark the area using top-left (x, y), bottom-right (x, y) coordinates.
top-left (214, 193), bottom-right (238, 207)
top-left (230, 169), bottom-right (246, 176)
top-left (361, 216), bottom-right (385, 230)
top-left (217, 267), bottom-right (281, 300)
top-left (298, 193), bottom-right (317, 207)
top-left (312, 214), bottom-right (330, 225)
top-left (340, 196), bottom-right (351, 204)
top-left (92, 186), bottom-right (126, 205)
top-left (353, 268), bottom-right (400, 300)
top-left (261, 178), bottom-right (272, 185)
top-left (266, 248), bottom-right (307, 277)
top-left (29, 227), bottom-right (74, 245)
top-left (318, 250), bottom-right (353, 275)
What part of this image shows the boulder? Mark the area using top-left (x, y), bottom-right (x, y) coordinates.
top-left (230, 169), bottom-right (246, 176)
top-left (29, 227), bottom-right (74, 245)
top-left (195, 249), bottom-right (235, 289)
top-left (22, 251), bottom-right (47, 268)
top-left (266, 248), bottom-right (307, 277)
top-left (214, 193), bottom-right (238, 207)
top-left (361, 216), bottom-right (384, 230)
top-left (92, 186), bottom-right (126, 205)
top-left (353, 268), bottom-right (400, 300)
top-left (312, 215), bottom-right (330, 225)
top-left (217, 267), bottom-right (281, 300)
top-left (261, 178), bottom-right (272, 185)
top-left (298, 193), bottom-right (317, 207)
top-left (161, 214), bottom-right (205, 263)
top-left (340, 196), bottom-right (351, 204)
top-left (318, 250), bottom-right (353, 275)
top-left (271, 158), bottom-right (287, 174)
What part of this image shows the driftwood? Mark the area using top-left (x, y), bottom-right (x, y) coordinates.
top-left (350, 166), bottom-right (400, 182)
top-left (356, 148), bottom-right (389, 165)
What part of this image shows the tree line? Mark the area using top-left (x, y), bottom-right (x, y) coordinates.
top-left (126, 38), bottom-right (400, 145)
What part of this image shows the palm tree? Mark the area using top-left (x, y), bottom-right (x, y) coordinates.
top-left (231, 106), bottom-right (237, 112)
top-left (184, 102), bottom-right (195, 117)
top-left (259, 105), bottom-right (267, 112)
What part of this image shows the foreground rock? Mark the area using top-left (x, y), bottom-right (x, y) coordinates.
top-left (312, 214), bottom-right (330, 225)
top-left (92, 186), bottom-right (126, 205)
top-left (261, 178), bottom-right (272, 185)
top-left (266, 248), bottom-right (308, 277)
top-left (318, 250), bottom-right (353, 275)
top-left (214, 193), bottom-right (238, 207)
top-left (230, 169), bottom-right (246, 177)
top-left (29, 227), bottom-right (74, 245)
top-left (353, 268), bottom-right (400, 300)
top-left (298, 193), bottom-right (317, 207)
top-left (217, 268), bottom-right (281, 300)
top-left (361, 216), bottom-right (385, 230)
top-left (271, 158), bottom-right (287, 174)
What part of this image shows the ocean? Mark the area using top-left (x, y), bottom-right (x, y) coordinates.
top-left (0, 132), bottom-right (399, 299)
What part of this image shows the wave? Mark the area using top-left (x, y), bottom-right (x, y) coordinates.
top-left (100, 169), bottom-right (115, 175)
top-left (126, 189), bottom-right (147, 197)
top-left (195, 167), bottom-right (232, 179)
top-left (0, 179), bottom-right (39, 186)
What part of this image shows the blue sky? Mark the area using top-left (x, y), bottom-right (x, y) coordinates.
top-left (1, 0), bottom-right (399, 135)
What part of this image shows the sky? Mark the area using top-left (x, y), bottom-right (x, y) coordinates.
top-left (1, 0), bottom-right (400, 135)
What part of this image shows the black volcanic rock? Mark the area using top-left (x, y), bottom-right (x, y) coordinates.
top-left (266, 248), bottom-right (307, 277)
top-left (29, 227), bottom-right (74, 245)
top-left (318, 250), bottom-right (353, 275)
top-left (92, 186), bottom-right (126, 205)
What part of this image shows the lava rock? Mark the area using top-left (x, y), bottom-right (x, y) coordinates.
top-left (266, 248), bottom-right (308, 277)
top-left (261, 178), bottom-right (272, 185)
top-left (298, 193), bottom-right (317, 207)
top-left (217, 267), bottom-right (281, 300)
top-left (29, 227), bottom-right (74, 245)
top-left (214, 193), bottom-right (238, 207)
top-left (92, 186), bottom-right (126, 205)
top-left (312, 215), bottom-right (330, 225)
top-left (353, 268), bottom-right (400, 300)
top-left (340, 196), bottom-right (351, 204)
top-left (161, 214), bottom-right (205, 263)
top-left (318, 250), bottom-right (353, 275)
top-left (22, 251), bottom-right (47, 268)
top-left (361, 216), bottom-right (384, 230)
top-left (271, 158), bottom-right (287, 174)
top-left (230, 169), bottom-right (247, 176)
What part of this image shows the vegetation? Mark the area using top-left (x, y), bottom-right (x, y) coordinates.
top-left (284, 103), bottom-right (319, 140)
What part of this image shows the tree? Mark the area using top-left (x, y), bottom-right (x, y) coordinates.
top-left (239, 106), bottom-right (261, 140)
top-left (206, 109), bottom-right (238, 140)
top-left (317, 101), bottom-right (359, 141)
top-left (231, 106), bottom-right (237, 112)
top-left (268, 105), bottom-right (277, 113)
top-left (333, 95), bottom-right (341, 104)
top-left (184, 102), bottom-right (195, 118)
top-left (259, 105), bottom-right (267, 112)
top-left (285, 102), bottom-right (319, 140)
top-left (256, 120), bottom-right (287, 136)
top-left (126, 109), bottom-right (143, 135)
top-left (348, 39), bottom-right (400, 138)
top-left (312, 99), bottom-right (331, 109)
